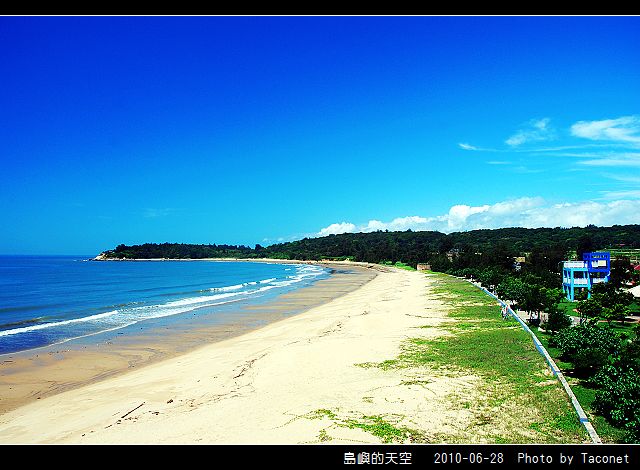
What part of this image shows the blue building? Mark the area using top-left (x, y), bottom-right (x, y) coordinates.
top-left (562, 252), bottom-right (611, 301)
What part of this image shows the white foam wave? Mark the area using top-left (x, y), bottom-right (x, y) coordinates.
top-left (211, 283), bottom-right (247, 293)
top-left (164, 292), bottom-right (241, 307)
top-left (0, 263), bottom-right (328, 340)
top-left (208, 277), bottom-right (276, 293)
top-left (0, 309), bottom-right (120, 337)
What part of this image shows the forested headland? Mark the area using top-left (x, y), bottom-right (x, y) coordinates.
top-left (98, 224), bottom-right (640, 271)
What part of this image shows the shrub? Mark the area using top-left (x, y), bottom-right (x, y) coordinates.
top-left (542, 309), bottom-right (572, 333)
top-left (552, 323), bottom-right (621, 374)
top-left (593, 364), bottom-right (640, 443)
top-left (527, 317), bottom-right (541, 327)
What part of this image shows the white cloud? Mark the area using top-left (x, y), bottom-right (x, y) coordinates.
top-left (362, 220), bottom-right (386, 232)
top-left (520, 200), bottom-right (640, 228)
top-left (601, 190), bottom-right (640, 200)
top-left (571, 115), bottom-right (640, 143)
top-left (317, 222), bottom-right (357, 236)
top-left (316, 197), bottom-right (640, 236)
top-left (458, 143), bottom-right (479, 151)
top-left (366, 216), bottom-right (431, 232)
top-left (603, 173), bottom-right (640, 183)
top-left (446, 204), bottom-right (490, 231)
top-left (578, 153), bottom-right (640, 167)
top-left (506, 118), bottom-right (555, 147)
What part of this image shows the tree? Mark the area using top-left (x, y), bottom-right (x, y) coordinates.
top-left (437, 236), bottom-right (454, 254)
top-left (577, 235), bottom-right (594, 260)
top-left (576, 298), bottom-right (602, 324)
top-left (535, 287), bottom-right (566, 330)
top-left (519, 284), bottom-right (546, 326)
top-left (575, 288), bottom-right (589, 302)
top-left (541, 287), bottom-right (565, 314)
top-left (610, 257), bottom-right (632, 288)
top-left (478, 268), bottom-right (505, 292)
top-left (485, 241), bottom-right (517, 270)
top-left (593, 364), bottom-right (640, 443)
top-left (496, 276), bottom-right (527, 304)
top-left (592, 282), bottom-right (634, 325)
top-left (543, 309), bottom-right (572, 333)
top-left (601, 304), bottom-right (628, 326)
top-left (553, 323), bottom-right (621, 373)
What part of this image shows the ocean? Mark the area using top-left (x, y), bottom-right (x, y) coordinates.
top-left (0, 256), bottom-right (329, 355)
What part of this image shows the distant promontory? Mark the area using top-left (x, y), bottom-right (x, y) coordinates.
top-left (96, 224), bottom-right (640, 269)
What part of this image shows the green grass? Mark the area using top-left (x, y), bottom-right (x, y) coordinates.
top-left (393, 262), bottom-right (416, 271)
top-left (361, 272), bottom-right (587, 443)
top-left (307, 408), bottom-right (338, 420)
top-left (603, 248), bottom-right (640, 263)
top-left (378, 261), bottom-right (417, 271)
top-left (608, 322), bottom-right (637, 336)
top-left (306, 409), bottom-right (424, 443)
top-left (317, 429), bottom-right (332, 442)
top-left (558, 299), bottom-right (579, 317)
top-left (557, 299), bottom-right (639, 323)
top-left (321, 256), bottom-right (355, 262)
top-left (343, 415), bottom-right (419, 443)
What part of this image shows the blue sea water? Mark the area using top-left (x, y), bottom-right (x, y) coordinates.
top-left (0, 256), bottom-right (329, 355)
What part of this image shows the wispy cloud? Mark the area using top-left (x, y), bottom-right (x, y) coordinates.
top-left (316, 197), bottom-right (640, 236)
top-left (457, 143), bottom-right (500, 152)
top-left (571, 115), bottom-right (640, 143)
top-left (600, 190), bottom-right (640, 200)
top-left (512, 166), bottom-right (545, 174)
top-left (458, 142), bottom-right (479, 151)
top-left (143, 208), bottom-right (177, 218)
top-left (453, 116), bottom-right (640, 187)
top-left (505, 118), bottom-right (556, 147)
top-left (602, 173), bottom-right (640, 183)
top-left (578, 153), bottom-right (640, 167)
top-left (525, 143), bottom-right (633, 153)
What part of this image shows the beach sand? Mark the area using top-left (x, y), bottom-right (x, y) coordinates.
top-left (0, 266), bottom-right (463, 444)
top-left (0, 263), bottom-right (376, 415)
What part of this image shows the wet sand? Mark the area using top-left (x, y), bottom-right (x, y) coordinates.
top-left (0, 266), bottom-right (459, 444)
top-left (0, 263), bottom-right (377, 416)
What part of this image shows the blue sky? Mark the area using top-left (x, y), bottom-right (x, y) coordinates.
top-left (1, 16), bottom-right (639, 255)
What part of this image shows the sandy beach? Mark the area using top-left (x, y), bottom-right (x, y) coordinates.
top-left (0, 266), bottom-right (466, 444)
top-left (0, 262), bottom-right (376, 415)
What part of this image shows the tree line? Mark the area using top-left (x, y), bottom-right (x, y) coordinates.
top-left (99, 224), bottom-right (640, 265)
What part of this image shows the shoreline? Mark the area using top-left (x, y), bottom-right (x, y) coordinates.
top-left (0, 262), bottom-right (377, 416)
top-left (90, 256), bottom-right (387, 269)
top-left (0, 266), bottom-right (438, 444)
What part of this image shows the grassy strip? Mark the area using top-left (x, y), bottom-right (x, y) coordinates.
top-left (393, 262), bottom-right (416, 271)
top-left (379, 261), bottom-right (417, 271)
top-left (360, 273), bottom-right (586, 443)
top-left (306, 409), bottom-right (425, 443)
